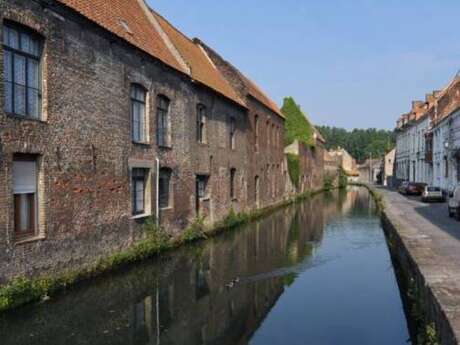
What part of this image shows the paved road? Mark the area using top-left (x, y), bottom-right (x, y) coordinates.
top-left (381, 188), bottom-right (460, 343)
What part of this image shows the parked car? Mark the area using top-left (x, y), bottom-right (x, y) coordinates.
top-left (421, 186), bottom-right (445, 203)
top-left (400, 182), bottom-right (427, 196)
top-left (448, 186), bottom-right (460, 219)
top-left (398, 181), bottom-right (409, 194)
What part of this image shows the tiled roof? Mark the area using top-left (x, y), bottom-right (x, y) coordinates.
top-left (151, 11), bottom-right (245, 107)
top-left (242, 76), bottom-right (284, 118)
top-left (57, 0), bottom-right (185, 73)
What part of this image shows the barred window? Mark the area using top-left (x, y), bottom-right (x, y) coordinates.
top-left (3, 24), bottom-right (43, 119)
top-left (131, 84), bottom-right (147, 143)
top-left (156, 95), bottom-right (170, 147)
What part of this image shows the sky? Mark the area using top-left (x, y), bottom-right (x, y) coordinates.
top-left (148, 0), bottom-right (460, 130)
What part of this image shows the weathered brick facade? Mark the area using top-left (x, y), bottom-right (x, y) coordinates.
top-left (0, 0), bottom-right (325, 284)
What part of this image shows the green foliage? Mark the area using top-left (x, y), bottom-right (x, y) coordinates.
top-left (338, 167), bottom-right (348, 189)
top-left (317, 126), bottom-right (395, 163)
top-left (220, 208), bottom-right (249, 229)
top-left (286, 153), bottom-right (300, 187)
top-left (323, 174), bottom-right (335, 191)
top-left (282, 97), bottom-right (315, 147)
top-left (181, 216), bottom-right (207, 243)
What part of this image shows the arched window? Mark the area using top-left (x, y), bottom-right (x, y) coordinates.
top-left (3, 23), bottom-right (43, 119)
top-left (159, 168), bottom-right (172, 209)
top-left (131, 84), bottom-right (147, 143)
top-left (156, 95), bottom-right (170, 147)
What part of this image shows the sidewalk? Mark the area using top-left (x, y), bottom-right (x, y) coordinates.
top-left (380, 188), bottom-right (460, 344)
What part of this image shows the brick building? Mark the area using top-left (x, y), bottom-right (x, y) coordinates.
top-left (0, 0), bottom-right (324, 283)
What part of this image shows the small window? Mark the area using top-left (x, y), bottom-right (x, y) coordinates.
top-left (266, 121), bottom-right (270, 147)
top-left (230, 168), bottom-right (236, 199)
top-left (197, 104), bottom-right (207, 144)
top-left (131, 84), bottom-right (147, 143)
top-left (229, 117), bottom-right (236, 150)
top-left (132, 168), bottom-right (148, 215)
top-left (196, 175), bottom-right (208, 198)
top-left (13, 155), bottom-right (38, 238)
top-left (3, 23), bottom-right (43, 119)
top-left (156, 95), bottom-right (170, 147)
top-left (159, 168), bottom-right (172, 209)
top-left (254, 115), bottom-right (259, 151)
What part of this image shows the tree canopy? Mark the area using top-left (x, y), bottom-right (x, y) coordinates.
top-left (317, 126), bottom-right (395, 163)
top-left (281, 97), bottom-right (315, 147)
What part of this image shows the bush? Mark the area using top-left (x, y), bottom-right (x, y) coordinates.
top-left (323, 174), bottom-right (334, 191)
top-left (338, 167), bottom-right (348, 189)
top-left (181, 216), bottom-right (207, 243)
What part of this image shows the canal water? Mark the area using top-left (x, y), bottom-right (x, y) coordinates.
top-left (0, 187), bottom-right (411, 345)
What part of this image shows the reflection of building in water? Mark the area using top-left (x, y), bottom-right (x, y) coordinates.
top-left (1, 192), bottom-right (360, 345)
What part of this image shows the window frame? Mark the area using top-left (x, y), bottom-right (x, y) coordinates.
top-left (3, 22), bottom-right (43, 119)
top-left (159, 167), bottom-right (172, 209)
top-left (12, 154), bottom-right (38, 239)
top-left (131, 84), bottom-right (148, 144)
top-left (132, 168), bottom-right (147, 215)
top-left (197, 104), bottom-right (207, 144)
top-left (156, 95), bottom-right (170, 148)
top-left (230, 168), bottom-right (236, 200)
top-left (229, 116), bottom-right (236, 150)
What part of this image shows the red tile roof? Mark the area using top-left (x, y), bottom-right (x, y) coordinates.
top-left (242, 76), bottom-right (284, 118)
top-left (151, 10), bottom-right (245, 107)
top-left (57, 0), bottom-right (185, 73)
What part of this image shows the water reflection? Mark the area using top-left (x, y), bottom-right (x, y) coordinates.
top-left (0, 187), bottom-right (409, 345)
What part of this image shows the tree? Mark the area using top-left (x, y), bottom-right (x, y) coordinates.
top-left (317, 126), bottom-right (395, 162)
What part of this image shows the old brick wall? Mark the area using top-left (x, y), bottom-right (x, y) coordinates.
top-left (0, 0), bottom-right (249, 282)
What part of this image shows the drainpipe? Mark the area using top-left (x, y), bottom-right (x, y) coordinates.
top-left (156, 158), bottom-right (160, 228)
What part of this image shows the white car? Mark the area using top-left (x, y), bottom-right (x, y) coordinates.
top-left (448, 186), bottom-right (460, 219)
top-left (421, 186), bottom-right (445, 203)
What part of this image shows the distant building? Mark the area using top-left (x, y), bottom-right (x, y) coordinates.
top-left (328, 148), bottom-right (359, 181)
top-left (383, 149), bottom-right (396, 187)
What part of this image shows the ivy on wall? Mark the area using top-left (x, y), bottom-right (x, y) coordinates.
top-left (281, 97), bottom-right (316, 148)
top-left (287, 153), bottom-right (300, 187)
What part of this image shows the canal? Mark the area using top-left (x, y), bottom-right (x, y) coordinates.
top-left (0, 187), bottom-right (411, 345)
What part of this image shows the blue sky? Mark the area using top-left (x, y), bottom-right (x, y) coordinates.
top-left (148, 0), bottom-right (460, 130)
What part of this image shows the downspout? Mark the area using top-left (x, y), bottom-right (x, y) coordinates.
top-left (156, 158), bottom-right (160, 228)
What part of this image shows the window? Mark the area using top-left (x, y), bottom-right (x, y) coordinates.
top-left (156, 95), bottom-right (170, 147)
top-left (266, 121), bottom-right (270, 147)
top-left (230, 168), bottom-right (236, 199)
top-left (159, 168), bottom-right (171, 209)
top-left (3, 23), bottom-right (43, 119)
top-left (196, 175), bottom-right (208, 198)
top-left (13, 155), bottom-right (38, 238)
top-left (254, 115), bottom-right (259, 151)
top-left (197, 104), bottom-right (207, 144)
top-left (229, 116), bottom-right (236, 150)
top-left (131, 84), bottom-right (147, 143)
top-left (132, 168), bottom-right (147, 215)
top-left (254, 175), bottom-right (260, 206)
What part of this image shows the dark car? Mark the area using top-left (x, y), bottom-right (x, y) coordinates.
top-left (406, 182), bottom-right (427, 196)
top-left (398, 181), bottom-right (409, 194)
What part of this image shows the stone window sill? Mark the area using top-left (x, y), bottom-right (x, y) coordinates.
top-left (6, 112), bottom-right (46, 124)
top-left (160, 206), bottom-right (173, 211)
top-left (132, 141), bottom-right (151, 147)
top-left (14, 234), bottom-right (46, 246)
top-left (131, 212), bottom-right (152, 220)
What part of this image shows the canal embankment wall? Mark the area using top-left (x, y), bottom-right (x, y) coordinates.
top-left (371, 186), bottom-right (460, 345)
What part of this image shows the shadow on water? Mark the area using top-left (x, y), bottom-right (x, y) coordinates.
top-left (0, 187), bottom-right (411, 345)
